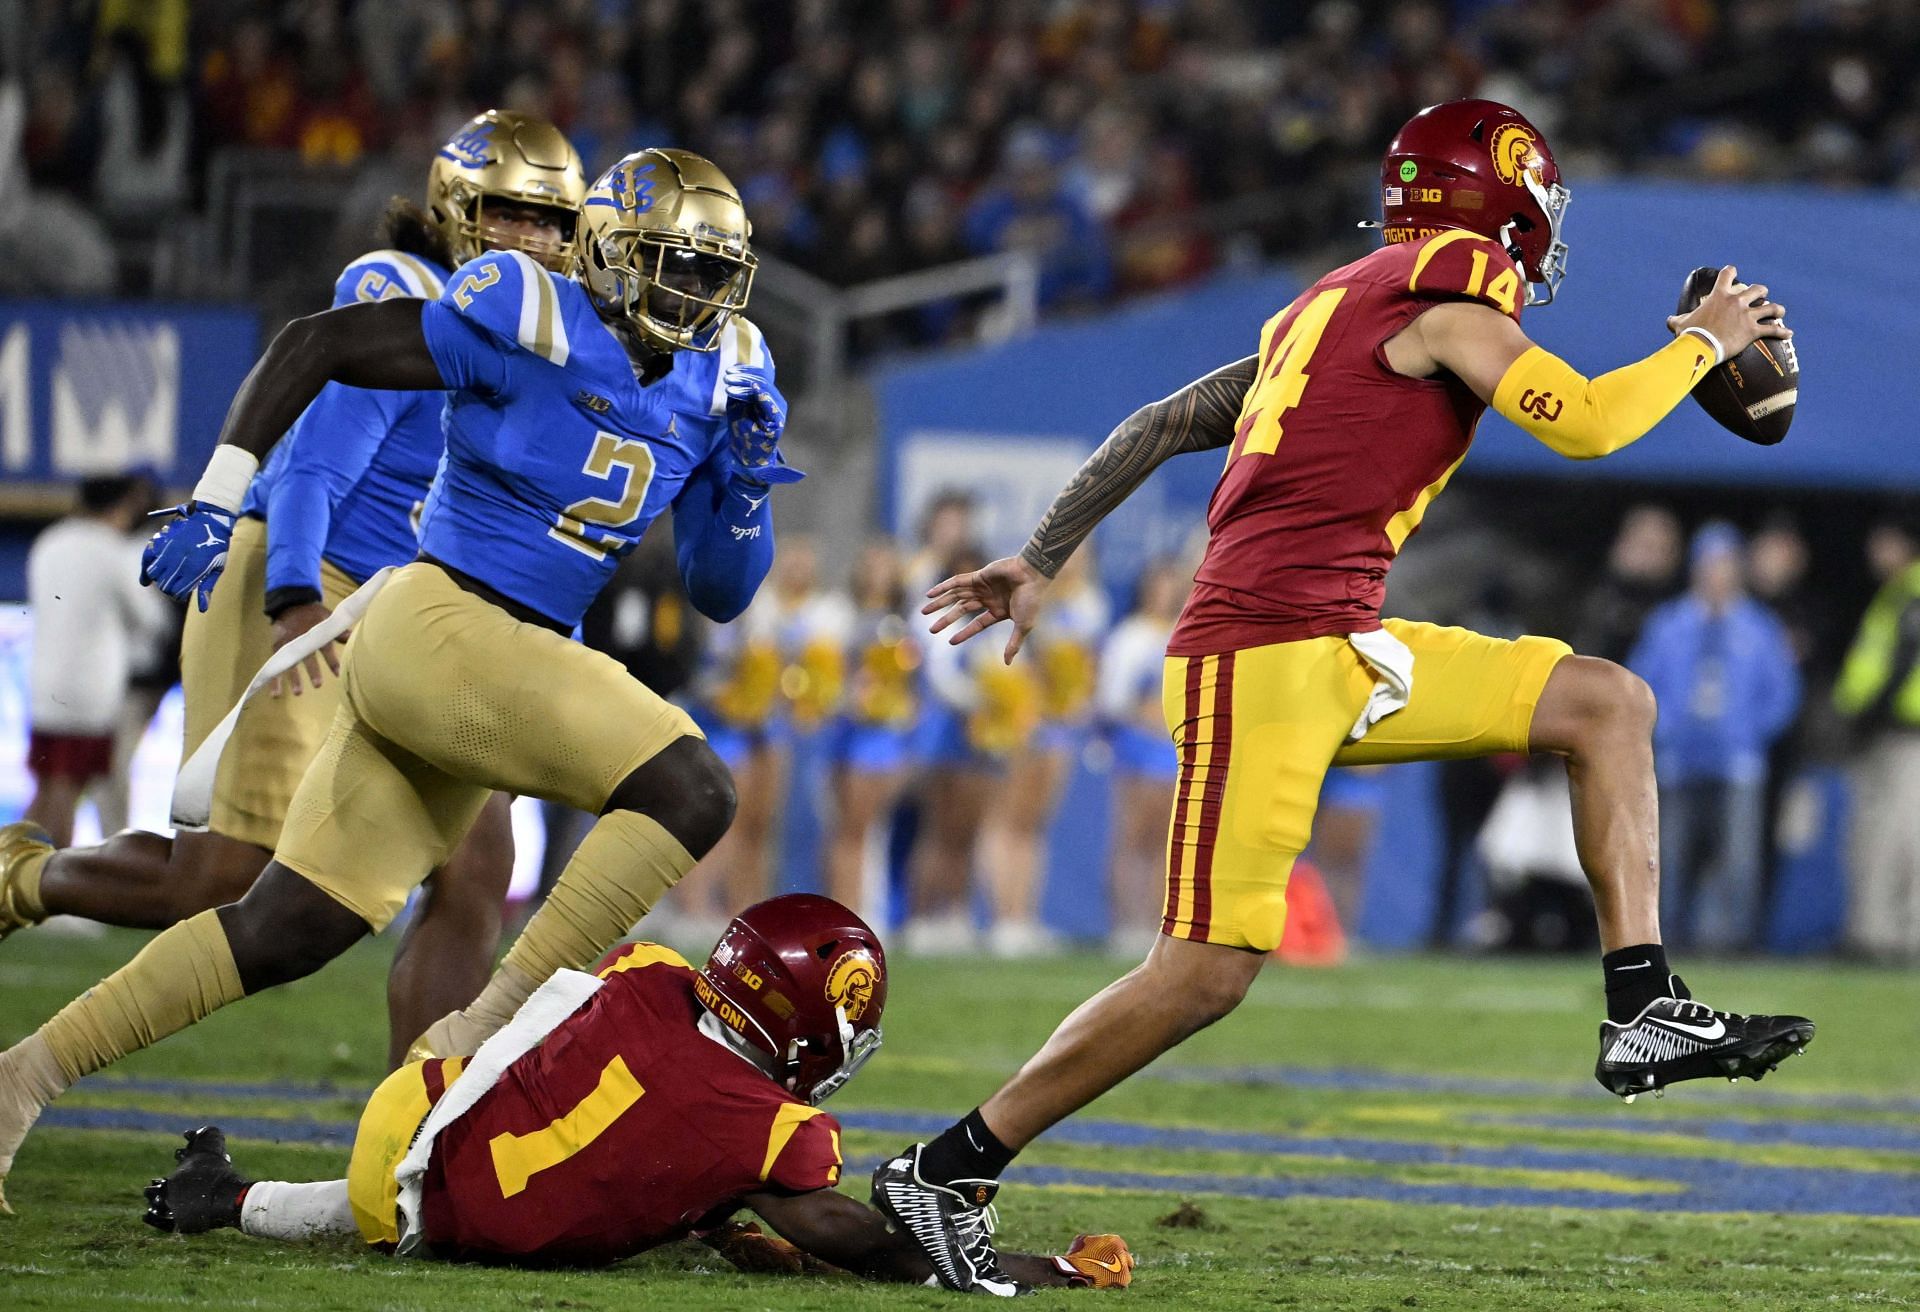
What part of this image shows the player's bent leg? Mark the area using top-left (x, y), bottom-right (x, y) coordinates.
top-left (415, 736), bottom-right (734, 1059)
top-left (384, 792), bottom-right (516, 1067)
top-left (985, 934), bottom-right (1262, 1148)
top-left (1526, 655), bottom-right (1662, 951)
top-left (0, 864), bottom-right (372, 1212)
top-left (26, 828), bottom-right (271, 932)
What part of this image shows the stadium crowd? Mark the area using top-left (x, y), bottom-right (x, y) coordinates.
top-left (8, 0), bottom-right (1920, 331)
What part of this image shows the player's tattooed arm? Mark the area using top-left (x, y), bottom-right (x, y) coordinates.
top-left (215, 300), bottom-right (446, 461)
top-left (1019, 353), bottom-right (1257, 578)
top-left (744, 1190), bottom-right (1075, 1286)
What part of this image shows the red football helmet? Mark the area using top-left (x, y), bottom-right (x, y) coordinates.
top-left (1378, 98), bottom-right (1571, 305)
top-left (697, 894), bottom-right (887, 1104)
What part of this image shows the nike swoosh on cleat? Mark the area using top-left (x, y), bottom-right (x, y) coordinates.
top-left (1082, 1258), bottom-right (1126, 1274)
top-left (1650, 1016), bottom-right (1726, 1041)
top-left (1610, 961), bottom-right (1653, 971)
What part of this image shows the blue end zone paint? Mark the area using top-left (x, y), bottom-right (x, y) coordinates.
top-left (1474, 1113), bottom-right (1920, 1155)
top-left (50, 1095), bottom-right (1920, 1219)
top-left (1142, 1064), bottom-right (1920, 1116)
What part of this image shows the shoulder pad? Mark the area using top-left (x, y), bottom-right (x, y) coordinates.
top-left (705, 316), bottom-right (772, 415)
top-left (335, 249), bottom-right (449, 307)
top-left (441, 250), bottom-right (575, 366)
top-left (1403, 231), bottom-right (1526, 319)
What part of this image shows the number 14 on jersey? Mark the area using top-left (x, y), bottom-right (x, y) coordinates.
top-left (1232, 288), bottom-right (1347, 460)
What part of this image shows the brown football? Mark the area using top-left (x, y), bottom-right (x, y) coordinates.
top-left (1674, 266), bottom-right (1799, 445)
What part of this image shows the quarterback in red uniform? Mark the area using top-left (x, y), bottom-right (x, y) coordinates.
top-left (877, 99), bottom-right (1815, 1293)
top-left (142, 895), bottom-right (1133, 1291)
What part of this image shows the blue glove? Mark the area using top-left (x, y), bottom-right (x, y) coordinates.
top-left (140, 502), bottom-right (237, 611)
top-left (723, 365), bottom-right (804, 487)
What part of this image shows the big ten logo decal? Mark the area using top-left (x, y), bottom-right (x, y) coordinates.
top-left (1517, 388), bottom-right (1563, 423)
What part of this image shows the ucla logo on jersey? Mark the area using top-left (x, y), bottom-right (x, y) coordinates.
top-left (438, 122), bottom-right (496, 169)
top-left (586, 159), bottom-right (656, 213)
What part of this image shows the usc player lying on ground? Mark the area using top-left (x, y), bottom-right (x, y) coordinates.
top-left (141, 894), bottom-right (1133, 1290)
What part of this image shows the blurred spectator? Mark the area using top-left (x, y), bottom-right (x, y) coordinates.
top-left (1573, 504), bottom-right (1684, 664)
top-left (823, 539), bottom-right (920, 921)
top-left (1630, 522), bottom-right (1800, 951)
top-left (1832, 515), bottom-right (1920, 961)
top-left (977, 547), bottom-right (1108, 958)
top-left (91, 31), bottom-right (191, 232)
top-left (24, 475), bottom-right (171, 847)
top-left (1098, 559), bottom-right (1187, 957)
top-left (964, 126), bottom-right (1112, 310)
top-left (0, 80), bottom-right (116, 295)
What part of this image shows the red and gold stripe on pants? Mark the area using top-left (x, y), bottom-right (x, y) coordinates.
top-left (1163, 652), bottom-right (1234, 941)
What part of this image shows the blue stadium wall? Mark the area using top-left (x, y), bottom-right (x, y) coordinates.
top-left (857, 180), bottom-right (1917, 950)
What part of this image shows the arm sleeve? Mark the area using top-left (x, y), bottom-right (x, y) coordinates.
top-left (262, 385), bottom-right (410, 598)
top-left (672, 445), bottom-right (776, 623)
top-left (1491, 337), bottom-right (1717, 460)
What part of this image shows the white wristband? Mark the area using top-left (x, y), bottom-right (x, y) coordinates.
top-left (1678, 326), bottom-right (1725, 367)
top-left (191, 446), bottom-right (259, 513)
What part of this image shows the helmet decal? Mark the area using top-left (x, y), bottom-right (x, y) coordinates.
top-left (588, 158), bottom-right (657, 215)
top-left (825, 949), bottom-right (880, 1024)
top-left (438, 122), bottom-right (496, 170)
top-left (1489, 123), bottom-right (1542, 188)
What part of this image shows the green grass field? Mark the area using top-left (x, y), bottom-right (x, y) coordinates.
top-left (3, 927), bottom-right (1917, 1310)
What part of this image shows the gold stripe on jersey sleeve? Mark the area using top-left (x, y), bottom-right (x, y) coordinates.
top-left (1407, 229), bottom-right (1486, 294)
top-left (596, 942), bottom-right (692, 978)
top-left (760, 1102), bottom-right (830, 1183)
top-left (1385, 448), bottom-right (1470, 552)
top-left (387, 249), bottom-right (445, 299)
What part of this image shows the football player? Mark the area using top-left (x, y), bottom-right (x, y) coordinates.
top-left (880, 99), bottom-right (1814, 1293)
top-left (142, 895), bottom-right (1133, 1291)
top-left (0, 149), bottom-right (794, 1212)
top-left (0, 110), bottom-right (586, 1065)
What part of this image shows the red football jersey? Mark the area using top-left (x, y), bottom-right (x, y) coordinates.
top-left (418, 944), bottom-right (843, 1264)
top-left (1168, 231), bottom-right (1526, 656)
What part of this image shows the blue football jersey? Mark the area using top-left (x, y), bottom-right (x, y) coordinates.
top-left (243, 248), bottom-right (454, 592)
top-left (418, 249), bottom-right (772, 628)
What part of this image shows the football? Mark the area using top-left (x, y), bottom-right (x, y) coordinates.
top-left (1675, 266), bottom-right (1799, 445)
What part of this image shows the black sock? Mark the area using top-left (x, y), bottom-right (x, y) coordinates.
top-left (1602, 943), bottom-right (1672, 1022)
top-left (918, 1108), bottom-right (1015, 1187)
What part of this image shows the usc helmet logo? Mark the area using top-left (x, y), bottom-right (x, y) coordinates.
top-left (825, 950), bottom-right (880, 1023)
top-left (1489, 123), bottom-right (1542, 187)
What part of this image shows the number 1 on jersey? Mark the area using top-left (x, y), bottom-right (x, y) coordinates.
top-left (489, 1055), bottom-right (646, 1198)
top-left (1234, 287), bottom-right (1347, 460)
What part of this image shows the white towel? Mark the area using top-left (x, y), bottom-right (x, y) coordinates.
top-left (1346, 628), bottom-right (1416, 742)
top-left (392, 968), bottom-right (605, 1256)
top-left (169, 566), bottom-right (394, 829)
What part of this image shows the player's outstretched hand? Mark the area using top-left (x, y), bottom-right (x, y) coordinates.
top-left (1052, 1233), bottom-right (1135, 1289)
top-left (140, 503), bottom-right (236, 612)
top-left (702, 1219), bottom-right (841, 1277)
top-left (268, 602), bottom-right (348, 698)
top-left (1667, 265), bottom-right (1790, 360)
top-left (923, 554), bottom-right (1051, 663)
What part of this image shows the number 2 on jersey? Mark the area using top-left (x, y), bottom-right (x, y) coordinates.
top-left (1233, 287), bottom-right (1347, 460)
top-left (548, 431), bottom-right (658, 560)
top-left (489, 1055), bottom-right (646, 1198)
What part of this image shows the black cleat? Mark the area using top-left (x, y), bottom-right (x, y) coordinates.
top-left (871, 1144), bottom-right (1022, 1296)
top-left (1596, 977), bottom-right (1814, 1102)
top-left (142, 1126), bottom-right (250, 1234)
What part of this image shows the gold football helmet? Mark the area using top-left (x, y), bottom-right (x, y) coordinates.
top-left (428, 110), bottom-right (587, 272)
top-left (578, 148), bottom-right (756, 353)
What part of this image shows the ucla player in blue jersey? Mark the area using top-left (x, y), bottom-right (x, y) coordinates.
top-left (0, 111), bottom-right (586, 1068)
top-left (0, 149), bottom-right (793, 1208)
